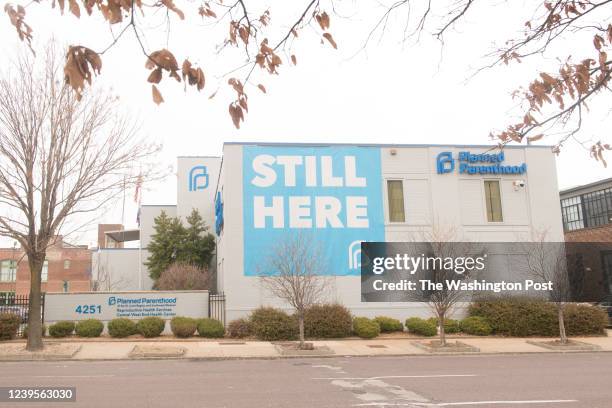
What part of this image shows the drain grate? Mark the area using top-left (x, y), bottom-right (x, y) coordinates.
top-left (366, 344), bottom-right (387, 348)
top-left (218, 342), bottom-right (246, 345)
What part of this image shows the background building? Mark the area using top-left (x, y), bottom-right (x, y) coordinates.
top-left (560, 177), bottom-right (612, 301)
top-left (0, 237), bottom-right (91, 296)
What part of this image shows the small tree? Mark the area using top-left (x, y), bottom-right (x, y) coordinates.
top-left (408, 225), bottom-right (481, 347)
top-left (145, 209), bottom-right (215, 281)
top-left (179, 209), bottom-right (215, 267)
top-left (155, 263), bottom-right (212, 291)
top-left (523, 233), bottom-right (572, 344)
top-left (259, 233), bottom-right (331, 349)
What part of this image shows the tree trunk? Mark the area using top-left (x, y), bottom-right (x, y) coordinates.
top-left (298, 312), bottom-right (305, 349)
top-left (558, 304), bottom-right (567, 345)
top-left (26, 254), bottom-right (44, 351)
top-left (438, 312), bottom-right (446, 347)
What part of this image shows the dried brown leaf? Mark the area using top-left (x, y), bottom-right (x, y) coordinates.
top-left (322, 32), bottom-right (337, 49)
top-left (152, 84), bottom-right (164, 105)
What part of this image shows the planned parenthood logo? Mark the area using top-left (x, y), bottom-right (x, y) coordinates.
top-left (436, 152), bottom-right (454, 174)
top-left (189, 165), bottom-right (209, 191)
top-left (108, 297), bottom-right (116, 306)
top-left (436, 151), bottom-right (527, 175)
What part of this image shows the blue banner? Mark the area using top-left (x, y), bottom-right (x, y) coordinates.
top-left (243, 145), bottom-right (385, 276)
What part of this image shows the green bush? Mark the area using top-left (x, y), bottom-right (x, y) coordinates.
top-left (405, 317), bottom-right (437, 337)
top-left (227, 318), bottom-right (252, 338)
top-left (49, 321), bottom-right (76, 338)
top-left (469, 297), bottom-right (607, 336)
top-left (304, 304), bottom-right (353, 338)
top-left (460, 316), bottom-right (492, 336)
top-left (250, 307), bottom-right (298, 341)
top-left (137, 317), bottom-right (166, 338)
top-left (197, 318), bottom-right (225, 338)
top-left (170, 317), bottom-right (197, 338)
top-left (75, 319), bottom-right (104, 337)
top-left (0, 313), bottom-right (20, 340)
top-left (374, 316), bottom-right (403, 333)
top-left (23, 324), bottom-right (46, 339)
top-left (353, 317), bottom-right (380, 339)
top-left (108, 318), bottom-right (137, 338)
top-left (428, 317), bottom-right (461, 334)
top-left (564, 304), bottom-right (608, 336)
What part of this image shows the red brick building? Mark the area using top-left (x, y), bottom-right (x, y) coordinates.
top-left (0, 237), bottom-right (91, 295)
top-left (560, 177), bottom-right (612, 302)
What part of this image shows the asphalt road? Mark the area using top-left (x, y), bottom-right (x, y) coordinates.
top-left (0, 353), bottom-right (610, 408)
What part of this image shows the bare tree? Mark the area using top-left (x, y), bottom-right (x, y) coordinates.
top-left (410, 225), bottom-right (482, 347)
top-left (259, 233), bottom-right (331, 349)
top-left (0, 44), bottom-right (162, 351)
top-left (155, 262), bottom-right (212, 291)
top-left (523, 232), bottom-right (572, 344)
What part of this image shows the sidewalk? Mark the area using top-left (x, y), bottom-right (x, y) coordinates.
top-left (1, 332), bottom-right (611, 361)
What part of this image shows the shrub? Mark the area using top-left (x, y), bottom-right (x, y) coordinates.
top-left (227, 318), bottom-right (252, 338)
top-left (0, 313), bottom-right (20, 340)
top-left (469, 297), bottom-right (607, 337)
top-left (353, 317), bottom-right (380, 339)
top-left (374, 316), bottom-right (403, 333)
top-left (405, 317), bottom-right (437, 337)
top-left (460, 316), bottom-right (492, 336)
top-left (23, 324), bottom-right (46, 339)
top-left (197, 318), bottom-right (225, 338)
top-left (108, 318), bottom-right (137, 338)
top-left (137, 317), bottom-right (166, 338)
top-left (49, 321), bottom-right (76, 338)
top-left (170, 317), bottom-right (197, 338)
top-left (428, 317), bottom-right (461, 334)
top-left (564, 304), bottom-right (608, 336)
top-left (304, 304), bottom-right (353, 338)
top-left (75, 319), bottom-right (104, 337)
top-left (250, 307), bottom-right (297, 341)
top-left (469, 297), bottom-right (556, 336)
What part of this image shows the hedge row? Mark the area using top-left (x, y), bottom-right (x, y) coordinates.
top-left (469, 297), bottom-right (608, 336)
top-left (1, 316), bottom-right (225, 339)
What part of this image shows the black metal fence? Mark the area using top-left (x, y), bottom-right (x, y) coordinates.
top-left (209, 292), bottom-right (226, 326)
top-left (0, 293), bottom-right (45, 337)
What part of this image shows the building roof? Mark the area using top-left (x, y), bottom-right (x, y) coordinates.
top-left (223, 142), bottom-right (553, 149)
top-left (560, 177), bottom-right (612, 197)
top-left (105, 229), bottom-right (140, 242)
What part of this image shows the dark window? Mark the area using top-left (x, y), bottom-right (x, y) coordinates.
top-left (561, 196), bottom-right (584, 231)
top-left (582, 188), bottom-right (612, 228)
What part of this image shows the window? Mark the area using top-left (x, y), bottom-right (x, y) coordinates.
top-left (561, 196), bottom-right (585, 231)
top-left (64, 259), bottom-right (71, 269)
top-left (0, 260), bottom-right (16, 282)
top-left (484, 180), bottom-right (503, 222)
top-left (561, 187), bottom-right (612, 231)
top-left (582, 188), bottom-right (612, 228)
top-left (387, 180), bottom-right (405, 222)
top-left (41, 260), bottom-right (48, 282)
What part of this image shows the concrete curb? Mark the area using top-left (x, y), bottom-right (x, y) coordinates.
top-left (1, 349), bottom-right (611, 363)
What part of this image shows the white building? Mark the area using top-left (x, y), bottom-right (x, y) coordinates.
top-left (94, 143), bottom-right (564, 322)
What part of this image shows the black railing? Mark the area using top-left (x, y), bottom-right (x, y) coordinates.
top-left (209, 292), bottom-right (226, 326)
top-left (0, 293), bottom-right (45, 337)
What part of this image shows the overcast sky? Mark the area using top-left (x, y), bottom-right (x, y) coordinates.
top-left (1, 0), bottom-right (611, 247)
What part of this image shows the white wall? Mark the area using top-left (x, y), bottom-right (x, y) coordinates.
top-left (217, 144), bottom-right (564, 322)
top-left (176, 156), bottom-right (221, 229)
top-left (92, 249), bottom-right (142, 292)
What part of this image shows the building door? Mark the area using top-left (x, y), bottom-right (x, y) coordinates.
top-left (602, 252), bottom-right (612, 296)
